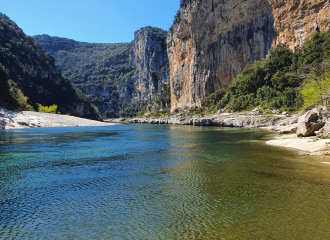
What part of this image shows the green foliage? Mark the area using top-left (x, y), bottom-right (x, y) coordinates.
top-left (225, 33), bottom-right (330, 112)
top-left (174, 11), bottom-right (181, 25)
top-left (26, 104), bottom-right (34, 111)
top-left (0, 63), bottom-right (28, 111)
top-left (118, 100), bottom-right (146, 118)
top-left (204, 89), bottom-right (226, 111)
top-left (301, 70), bottom-right (330, 109)
top-left (8, 80), bottom-right (28, 110)
top-left (38, 104), bottom-right (58, 114)
top-left (200, 32), bottom-right (330, 113)
top-left (294, 32), bottom-right (330, 67)
top-left (0, 14), bottom-right (100, 119)
top-left (139, 83), bottom-right (171, 118)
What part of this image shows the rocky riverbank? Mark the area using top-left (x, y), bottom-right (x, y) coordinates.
top-left (3, 106), bottom-right (330, 157)
top-left (0, 108), bottom-right (113, 129)
top-left (125, 108), bottom-right (299, 132)
top-left (120, 106), bottom-right (330, 157)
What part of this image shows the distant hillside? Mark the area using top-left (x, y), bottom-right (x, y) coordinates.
top-left (0, 13), bottom-right (100, 120)
top-left (34, 27), bottom-right (169, 118)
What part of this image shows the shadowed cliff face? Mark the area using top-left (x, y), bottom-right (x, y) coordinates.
top-left (168, 0), bottom-right (330, 110)
top-left (124, 27), bottom-right (170, 102)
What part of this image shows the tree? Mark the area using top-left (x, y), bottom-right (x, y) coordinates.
top-left (301, 70), bottom-right (330, 108)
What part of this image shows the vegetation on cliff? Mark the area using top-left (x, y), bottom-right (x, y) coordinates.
top-left (0, 64), bottom-right (28, 111)
top-left (137, 83), bottom-right (171, 118)
top-left (0, 14), bottom-right (100, 120)
top-left (34, 27), bottom-right (169, 118)
top-left (203, 32), bottom-right (330, 113)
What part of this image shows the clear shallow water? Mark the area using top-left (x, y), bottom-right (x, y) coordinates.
top-left (0, 125), bottom-right (330, 239)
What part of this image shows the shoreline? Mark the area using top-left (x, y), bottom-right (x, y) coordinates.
top-left (0, 108), bottom-right (114, 130)
top-left (118, 110), bottom-right (330, 157)
top-left (265, 134), bottom-right (330, 157)
top-left (2, 107), bottom-right (330, 157)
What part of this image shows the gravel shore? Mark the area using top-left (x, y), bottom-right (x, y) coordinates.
top-left (0, 108), bottom-right (114, 129)
top-left (2, 108), bottom-right (330, 158)
top-left (21, 111), bottom-right (114, 128)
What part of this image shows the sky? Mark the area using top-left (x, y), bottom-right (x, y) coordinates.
top-left (0, 0), bottom-right (180, 43)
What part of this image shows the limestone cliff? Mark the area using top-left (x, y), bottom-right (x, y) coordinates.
top-left (270, 0), bottom-right (330, 51)
top-left (124, 27), bottom-right (170, 102)
top-left (34, 27), bottom-right (169, 117)
top-left (168, 0), bottom-right (330, 110)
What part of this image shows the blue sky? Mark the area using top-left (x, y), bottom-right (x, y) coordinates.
top-left (0, 0), bottom-right (180, 43)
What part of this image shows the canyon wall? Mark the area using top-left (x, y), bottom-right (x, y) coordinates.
top-left (168, 0), bottom-right (330, 110)
top-left (124, 27), bottom-right (170, 102)
top-left (35, 27), bottom-right (169, 117)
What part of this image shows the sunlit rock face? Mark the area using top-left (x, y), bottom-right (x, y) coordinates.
top-left (168, 0), bottom-right (330, 111)
top-left (125, 27), bottom-right (170, 102)
top-left (270, 0), bottom-right (330, 51)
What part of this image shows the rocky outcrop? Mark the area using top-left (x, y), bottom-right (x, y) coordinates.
top-left (127, 111), bottom-right (299, 130)
top-left (168, 0), bottom-right (330, 110)
top-left (297, 107), bottom-right (326, 137)
top-left (316, 121), bottom-right (330, 137)
top-left (276, 124), bottom-right (298, 135)
top-left (316, 120), bottom-right (330, 137)
top-left (270, 0), bottom-right (330, 51)
top-left (125, 27), bottom-right (170, 102)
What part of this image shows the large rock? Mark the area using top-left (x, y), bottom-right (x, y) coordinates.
top-left (316, 121), bottom-right (330, 137)
top-left (276, 124), bottom-right (298, 135)
top-left (297, 108), bottom-right (326, 137)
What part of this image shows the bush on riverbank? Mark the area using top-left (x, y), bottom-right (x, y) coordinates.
top-left (38, 104), bottom-right (58, 114)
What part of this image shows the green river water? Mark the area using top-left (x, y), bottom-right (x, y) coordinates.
top-left (0, 124), bottom-right (329, 239)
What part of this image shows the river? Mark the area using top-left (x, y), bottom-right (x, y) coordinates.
top-left (0, 125), bottom-right (330, 239)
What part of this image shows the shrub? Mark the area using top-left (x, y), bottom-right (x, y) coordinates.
top-left (26, 104), bottom-right (35, 111)
top-left (204, 89), bottom-right (226, 110)
top-left (38, 104), bottom-right (58, 114)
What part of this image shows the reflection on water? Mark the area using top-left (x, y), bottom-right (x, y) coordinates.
top-left (0, 125), bottom-right (330, 239)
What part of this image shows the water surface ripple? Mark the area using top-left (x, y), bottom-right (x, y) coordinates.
top-left (0, 125), bottom-right (330, 239)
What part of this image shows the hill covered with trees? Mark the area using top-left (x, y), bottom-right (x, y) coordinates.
top-left (34, 27), bottom-right (169, 118)
top-left (0, 13), bottom-right (100, 120)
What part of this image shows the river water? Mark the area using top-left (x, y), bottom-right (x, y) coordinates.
top-left (0, 125), bottom-right (330, 239)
